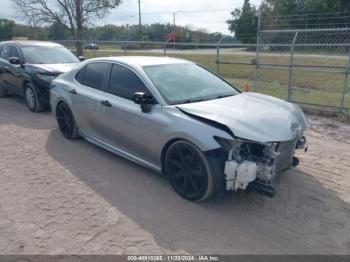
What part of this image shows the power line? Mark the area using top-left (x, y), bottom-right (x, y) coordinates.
top-left (108, 9), bottom-right (232, 23)
top-left (112, 9), bottom-right (231, 17)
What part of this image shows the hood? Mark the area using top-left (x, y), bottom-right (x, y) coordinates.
top-left (28, 63), bottom-right (79, 75)
top-left (177, 92), bottom-right (310, 143)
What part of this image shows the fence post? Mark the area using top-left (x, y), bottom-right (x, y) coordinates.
top-left (216, 44), bottom-right (220, 75)
top-left (216, 36), bottom-right (226, 76)
top-left (287, 32), bottom-right (299, 102)
top-left (340, 48), bottom-right (350, 113)
top-left (254, 11), bottom-right (262, 92)
top-left (124, 41), bottom-right (128, 56)
top-left (164, 39), bottom-right (170, 56)
top-left (93, 40), bottom-right (96, 57)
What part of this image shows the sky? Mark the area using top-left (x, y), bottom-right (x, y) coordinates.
top-left (0, 0), bottom-right (262, 35)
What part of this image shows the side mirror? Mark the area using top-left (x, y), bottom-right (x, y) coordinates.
top-left (78, 56), bottom-right (85, 61)
top-left (133, 92), bottom-right (154, 113)
top-left (9, 57), bottom-right (21, 65)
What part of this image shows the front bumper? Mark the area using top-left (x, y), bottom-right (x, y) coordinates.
top-left (223, 136), bottom-right (307, 197)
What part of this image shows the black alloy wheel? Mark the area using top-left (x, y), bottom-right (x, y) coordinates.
top-left (165, 141), bottom-right (214, 201)
top-left (56, 102), bottom-right (78, 139)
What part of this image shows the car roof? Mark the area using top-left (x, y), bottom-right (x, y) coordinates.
top-left (0, 40), bottom-right (63, 47)
top-left (87, 56), bottom-right (193, 67)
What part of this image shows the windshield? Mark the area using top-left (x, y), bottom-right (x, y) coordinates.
top-left (22, 46), bottom-right (79, 64)
top-left (143, 63), bottom-right (239, 105)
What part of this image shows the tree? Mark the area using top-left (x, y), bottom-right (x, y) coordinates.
top-left (49, 22), bottom-right (71, 40)
top-left (227, 0), bottom-right (258, 43)
top-left (260, 0), bottom-right (350, 29)
top-left (0, 19), bottom-right (15, 41)
top-left (12, 0), bottom-right (121, 55)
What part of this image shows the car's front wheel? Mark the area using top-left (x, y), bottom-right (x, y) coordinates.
top-left (165, 140), bottom-right (215, 201)
top-left (25, 83), bottom-right (44, 112)
top-left (56, 102), bottom-right (79, 140)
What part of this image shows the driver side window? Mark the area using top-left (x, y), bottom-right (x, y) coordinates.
top-left (10, 46), bottom-right (20, 58)
top-left (107, 64), bottom-right (152, 101)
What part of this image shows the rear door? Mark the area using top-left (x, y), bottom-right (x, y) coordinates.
top-left (0, 45), bottom-right (12, 90)
top-left (71, 62), bottom-right (110, 140)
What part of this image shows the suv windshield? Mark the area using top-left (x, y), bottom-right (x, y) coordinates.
top-left (22, 46), bottom-right (79, 64)
top-left (143, 63), bottom-right (239, 105)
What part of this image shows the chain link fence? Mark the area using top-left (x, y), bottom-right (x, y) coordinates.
top-left (57, 28), bottom-right (350, 114)
top-left (216, 28), bottom-right (350, 113)
top-left (257, 28), bottom-right (350, 113)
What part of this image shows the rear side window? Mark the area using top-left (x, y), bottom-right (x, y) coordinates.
top-left (0, 45), bottom-right (11, 60)
top-left (82, 62), bottom-right (109, 90)
top-left (75, 66), bottom-right (86, 84)
top-left (107, 64), bottom-right (150, 100)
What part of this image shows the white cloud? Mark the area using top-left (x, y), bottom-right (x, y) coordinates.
top-left (1, 0), bottom-right (262, 34)
top-left (103, 0), bottom-right (262, 34)
top-left (0, 0), bottom-right (14, 20)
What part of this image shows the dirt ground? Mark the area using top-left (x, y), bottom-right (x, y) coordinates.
top-left (0, 97), bottom-right (350, 255)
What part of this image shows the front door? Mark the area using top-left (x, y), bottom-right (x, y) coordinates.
top-left (100, 63), bottom-right (167, 167)
top-left (5, 45), bottom-right (25, 94)
top-left (0, 45), bottom-right (12, 90)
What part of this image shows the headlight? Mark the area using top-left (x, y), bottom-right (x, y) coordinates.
top-left (214, 136), bottom-right (237, 151)
top-left (292, 103), bottom-right (310, 128)
top-left (36, 74), bottom-right (57, 83)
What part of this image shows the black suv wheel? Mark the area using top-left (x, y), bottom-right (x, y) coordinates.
top-left (25, 83), bottom-right (44, 112)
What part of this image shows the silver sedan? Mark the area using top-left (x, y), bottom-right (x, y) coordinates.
top-left (50, 56), bottom-right (309, 201)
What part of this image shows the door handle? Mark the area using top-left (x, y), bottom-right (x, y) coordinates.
top-left (69, 89), bottom-right (77, 95)
top-left (101, 100), bottom-right (112, 107)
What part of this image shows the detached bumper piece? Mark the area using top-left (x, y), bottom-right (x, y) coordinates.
top-left (247, 181), bottom-right (276, 198)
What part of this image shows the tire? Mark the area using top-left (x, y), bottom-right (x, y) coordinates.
top-left (164, 140), bottom-right (215, 201)
top-left (56, 102), bottom-right (79, 140)
top-left (25, 83), bottom-right (44, 112)
top-left (0, 82), bottom-right (9, 98)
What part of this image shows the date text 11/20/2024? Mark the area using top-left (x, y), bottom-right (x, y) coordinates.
top-left (127, 255), bottom-right (220, 261)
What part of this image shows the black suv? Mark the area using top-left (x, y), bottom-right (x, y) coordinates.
top-left (0, 41), bottom-right (81, 112)
top-left (84, 43), bottom-right (99, 50)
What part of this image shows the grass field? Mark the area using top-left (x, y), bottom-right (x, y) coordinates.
top-left (81, 48), bottom-right (350, 112)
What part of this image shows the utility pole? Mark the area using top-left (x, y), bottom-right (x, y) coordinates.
top-left (173, 12), bottom-right (176, 48)
top-left (138, 0), bottom-right (142, 39)
top-left (173, 11), bottom-right (182, 49)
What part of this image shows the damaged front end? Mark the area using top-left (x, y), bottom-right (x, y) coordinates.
top-left (215, 135), bottom-right (307, 197)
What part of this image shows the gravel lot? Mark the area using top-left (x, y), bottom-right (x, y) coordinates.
top-left (0, 97), bottom-right (350, 255)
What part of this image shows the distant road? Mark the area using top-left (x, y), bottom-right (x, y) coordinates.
top-left (96, 47), bottom-right (347, 60)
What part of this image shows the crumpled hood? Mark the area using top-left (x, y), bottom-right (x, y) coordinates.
top-left (29, 63), bottom-right (79, 75)
top-left (177, 92), bottom-right (310, 143)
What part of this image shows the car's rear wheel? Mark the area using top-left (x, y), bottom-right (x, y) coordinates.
top-left (165, 140), bottom-right (214, 201)
top-left (56, 102), bottom-right (79, 140)
top-left (25, 83), bottom-right (44, 112)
